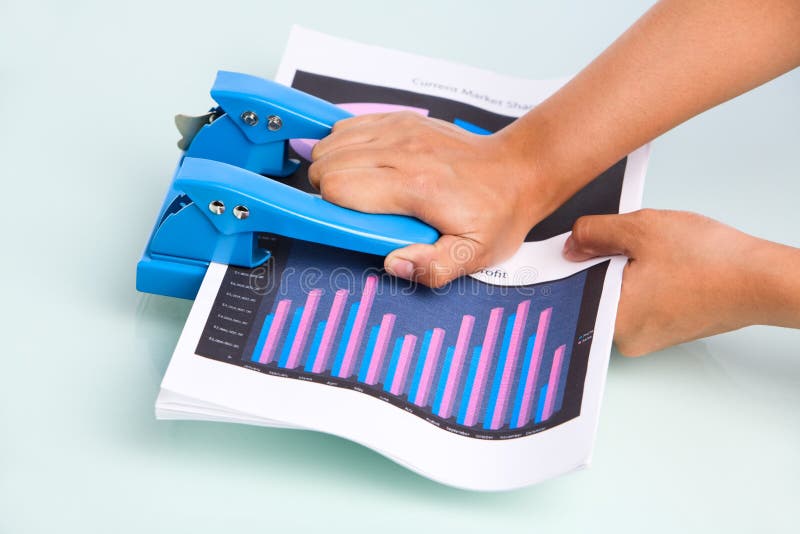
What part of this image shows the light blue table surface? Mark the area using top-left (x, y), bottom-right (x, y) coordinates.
top-left (1, 1), bottom-right (798, 532)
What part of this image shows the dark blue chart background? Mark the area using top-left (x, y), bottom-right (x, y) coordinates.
top-left (196, 236), bottom-right (609, 439)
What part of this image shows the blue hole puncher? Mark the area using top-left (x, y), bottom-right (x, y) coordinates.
top-left (136, 71), bottom-right (439, 300)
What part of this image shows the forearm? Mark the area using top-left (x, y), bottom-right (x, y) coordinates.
top-left (747, 240), bottom-right (800, 329)
top-left (502, 0), bottom-right (800, 209)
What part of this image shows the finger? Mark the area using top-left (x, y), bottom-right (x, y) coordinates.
top-left (308, 147), bottom-right (397, 189)
top-left (312, 121), bottom-right (392, 161)
top-left (328, 113), bottom-right (393, 134)
top-left (562, 212), bottom-right (644, 262)
top-left (312, 132), bottom-right (376, 162)
top-left (316, 168), bottom-right (415, 215)
top-left (384, 234), bottom-right (487, 288)
top-left (315, 111), bottom-right (435, 160)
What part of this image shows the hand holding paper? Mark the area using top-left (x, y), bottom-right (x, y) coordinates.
top-left (564, 210), bottom-right (800, 356)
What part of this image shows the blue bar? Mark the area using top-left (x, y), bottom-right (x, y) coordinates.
top-left (454, 118), bottom-right (492, 135)
top-left (303, 321), bottom-right (327, 372)
top-left (357, 325), bottom-right (381, 383)
top-left (432, 346), bottom-right (455, 415)
top-left (535, 384), bottom-right (549, 423)
top-left (277, 307), bottom-right (304, 368)
top-left (250, 313), bottom-right (273, 362)
top-left (456, 346), bottom-right (482, 425)
top-left (407, 329), bottom-right (433, 401)
top-left (510, 334), bottom-right (538, 428)
top-left (331, 303), bottom-right (359, 376)
top-left (482, 313), bottom-right (516, 430)
top-left (383, 337), bottom-right (405, 392)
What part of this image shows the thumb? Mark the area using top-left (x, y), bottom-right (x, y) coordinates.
top-left (563, 212), bottom-right (642, 262)
top-left (384, 235), bottom-right (486, 288)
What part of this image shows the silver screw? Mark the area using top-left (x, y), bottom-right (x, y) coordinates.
top-left (233, 205), bottom-right (250, 220)
top-left (267, 115), bottom-right (282, 131)
top-left (240, 111), bottom-right (258, 126)
top-left (208, 200), bottom-right (225, 215)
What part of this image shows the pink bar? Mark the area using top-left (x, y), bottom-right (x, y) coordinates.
top-left (412, 328), bottom-right (445, 407)
top-left (542, 345), bottom-right (566, 421)
top-left (311, 289), bottom-right (348, 373)
top-left (463, 307), bottom-right (504, 427)
top-left (337, 275), bottom-right (379, 378)
top-left (489, 300), bottom-right (531, 429)
top-left (258, 299), bottom-right (292, 364)
top-left (365, 313), bottom-right (396, 385)
top-left (389, 334), bottom-right (417, 395)
top-left (283, 289), bottom-right (322, 369)
top-left (437, 315), bottom-right (475, 419)
top-left (514, 307), bottom-right (553, 428)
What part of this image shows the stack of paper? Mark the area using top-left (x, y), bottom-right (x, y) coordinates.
top-left (156, 27), bottom-right (649, 491)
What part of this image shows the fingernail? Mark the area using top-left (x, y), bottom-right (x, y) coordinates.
top-left (562, 236), bottom-right (575, 256)
top-left (562, 236), bottom-right (586, 262)
top-left (386, 258), bottom-right (415, 280)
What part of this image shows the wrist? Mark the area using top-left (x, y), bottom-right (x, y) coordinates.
top-left (741, 238), bottom-right (800, 328)
top-left (495, 102), bottom-right (626, 229)
top-left (492, 110), bottom-right (570, 228)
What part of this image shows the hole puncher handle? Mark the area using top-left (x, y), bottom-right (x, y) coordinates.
top-left (176, 157), bottom-right (440, 258)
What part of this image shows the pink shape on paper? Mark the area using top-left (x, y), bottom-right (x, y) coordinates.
top-left (489, 300), bottom-right (531, 430)
top-left (513, 307), bottom-right (553, 428)
top-left (310, 289), bottom-right (349, 373)
top-left (463, 307), bottom-right (504, 427)
top-left (542, 345), bottom-right (566, 421)
top-left (389, 335), bottom-right (417, 395)
top-left (336, 274), bottom-right (379, 378)
top-left (259, 299), bottom-right (292, 364)
top-left (412, 328), bottom-right (445, 407)
top-left (365, 313), bottom-right (396, 385)
top-left (283, 289), bottom-right (323, 369)
top-left (437, 315), bottom-right (475, 419)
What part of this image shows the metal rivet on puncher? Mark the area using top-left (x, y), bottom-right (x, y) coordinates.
top-left (240, 111), bottom-right (258, 126)
top-left (233, 205), bottom-right (250, 220)
top-left (208, 200), bottom-right (225, 215)
top-left (267, 115), bottom-right (282, 131)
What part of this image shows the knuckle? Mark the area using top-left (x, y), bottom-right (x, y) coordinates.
top-left (307, 163), bottom-right (321, 186)
top-left (396, 110), bottom-right (421, 124)
top-left (330, 118), bottom-right (350, 133)
top-left (319, 173), bottom-right (347, 203)
top-left (310, 140), bottom-right (325, 160)
top-left (394, 129), bottom-right (428, 153)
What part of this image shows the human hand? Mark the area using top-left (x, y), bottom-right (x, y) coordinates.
top-left (308, 112), bottom-right (553, 287)
top-left (563, 209), bottom-right (800, 356)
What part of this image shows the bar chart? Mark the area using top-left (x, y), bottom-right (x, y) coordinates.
top-left (246, 270), bottom-right (572, 433)
top-left (175, 235), bottom-right (608, 441)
